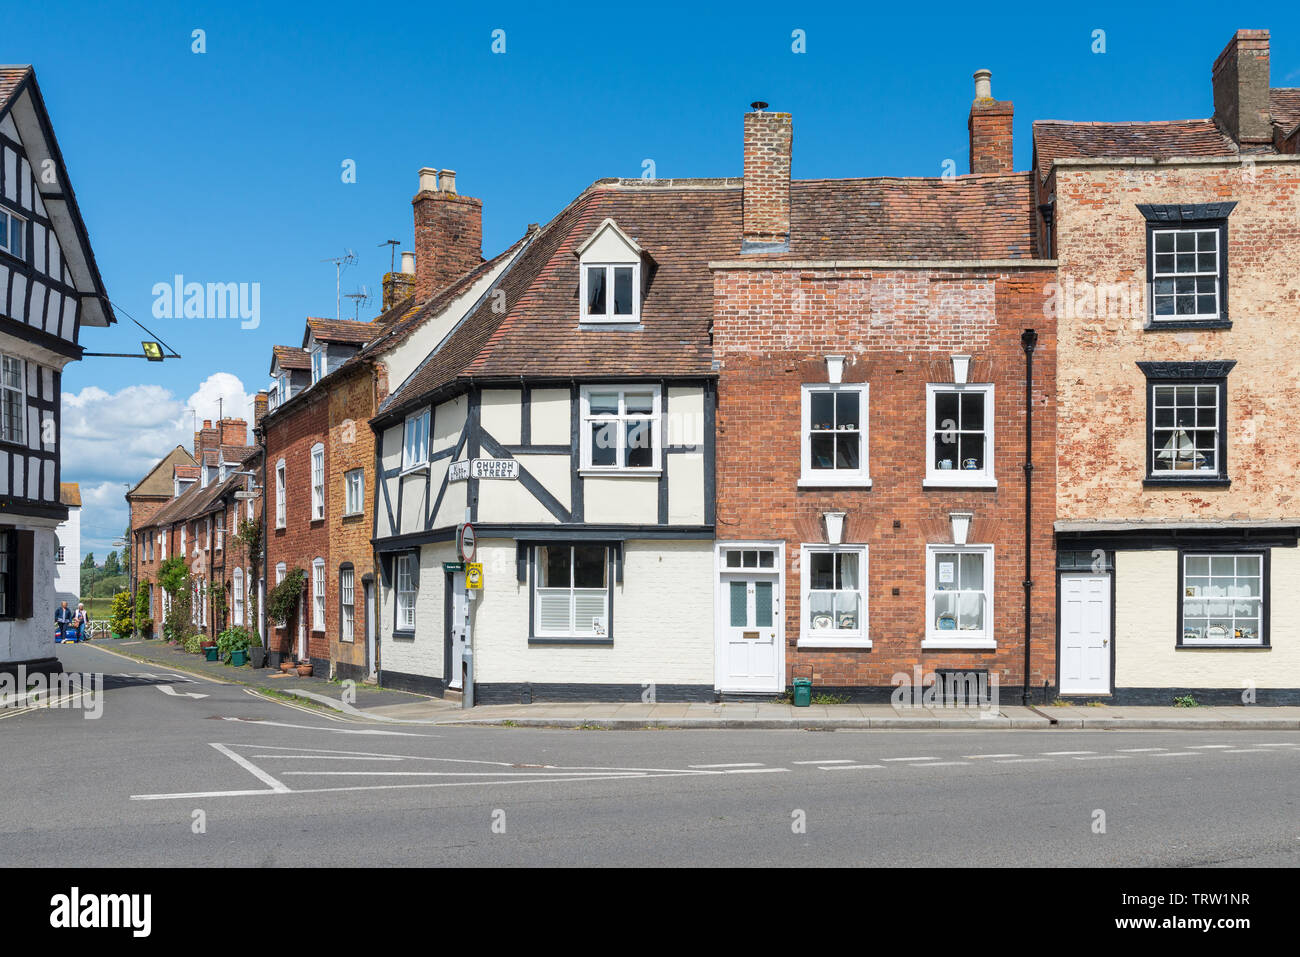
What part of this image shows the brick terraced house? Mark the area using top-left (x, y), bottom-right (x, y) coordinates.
top-left (1040, 29), bottom-right (1300, 702)
top-left (711, 85), bottom-right (1057, 699)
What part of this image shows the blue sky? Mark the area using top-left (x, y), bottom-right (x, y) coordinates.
top-left (4, 0), bottom-right (1297, 560)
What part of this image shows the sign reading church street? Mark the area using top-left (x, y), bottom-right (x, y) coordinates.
top-left (448, 458), bottom-right (521, 482)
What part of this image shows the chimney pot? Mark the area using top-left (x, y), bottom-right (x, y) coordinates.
top-left (438, 169), bottom-right (457, 194)
top-left (401, 251), bottom-right (416, 275)
top-left (418, 167), bottom-right (439, 192)
top-left (973, 69), bottom-right (992, 100)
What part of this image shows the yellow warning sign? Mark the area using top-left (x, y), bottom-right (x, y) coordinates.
top-left (466, 562), bottom-right (484, 590)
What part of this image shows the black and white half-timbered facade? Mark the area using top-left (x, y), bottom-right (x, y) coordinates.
top-left (0, 67), bottom-right (114, 675)
top-left (370, 179), bottom-right (724, 702)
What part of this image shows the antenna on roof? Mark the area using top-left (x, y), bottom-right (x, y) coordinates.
top-left (379, 239), bottom-right (400, 274)
top-left (321, 248), bottom-right (358, 320)
top-left (344, 285), bottom-right (372, 321)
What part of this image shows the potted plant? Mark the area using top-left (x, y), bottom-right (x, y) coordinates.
top-left (216, 626), bottom-right (255, 667)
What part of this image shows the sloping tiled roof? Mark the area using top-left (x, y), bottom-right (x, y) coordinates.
top-left (0, 65), bottom-right (30, 111)
top-left (59, 483), bottom-right (81, 507)
top-left (1033, 119), bottom-right (1240, 181)
top-left (306, 316), bottom-right (381, 346)
top-left (271, 345), bottom-right (310, 374)
top-left (787, 175), bottom-right (1035, 260)
top-left (380, 173), bottom-right (1037, 415)
top-left (1272, 89), bottom-right (1300, 137)
top-left (128, 445), bottom-right (198, 498)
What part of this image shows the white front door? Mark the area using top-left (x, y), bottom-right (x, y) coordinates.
top-left (448, 575), bottom-right (467, 690)
top-left (364, 581), bottom-right (376, 678)
top-left (1059, 574), bottom-right (1111, 695)
top-left (719, 573), bottom-right (782, 692)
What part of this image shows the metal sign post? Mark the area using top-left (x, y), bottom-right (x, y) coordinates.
top-left (458, 515), bottom-right (475, 708)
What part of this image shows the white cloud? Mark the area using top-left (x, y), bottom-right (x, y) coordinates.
top-left (60, 372), bottom-right (255, 562)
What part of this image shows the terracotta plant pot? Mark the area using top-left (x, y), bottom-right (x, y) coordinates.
top-left (296, 664), bottom-right (313, 677)
top-left (280, 660), bottom-right (295, 672)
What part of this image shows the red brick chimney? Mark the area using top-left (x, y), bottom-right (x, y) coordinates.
top-left (412, 168), bottom-right (483, 303)
top-left (742, 103), bottom-right (792, 252)
top-left (381, 251), bottom-right (417, 313)
top-left (968, 70), bottom-right (1014, 174)
top-left (254, 391), bottom-right (269, 426)
top-left (219, 417), bottom-right (247, 449)
top-left (1213, 29), bottom-right (1272, 146)
top-left (194, 420), bottom-right (218, 459)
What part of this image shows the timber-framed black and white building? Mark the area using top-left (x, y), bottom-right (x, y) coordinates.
top-left (0, 66), bottom-right (114, 675)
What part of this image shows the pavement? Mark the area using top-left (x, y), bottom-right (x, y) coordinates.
top-left (4, 642), bottom-right (1299, 867)
top-left (75, 638), bottom-right (1300, 731)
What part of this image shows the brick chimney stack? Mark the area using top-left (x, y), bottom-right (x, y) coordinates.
top-left (382, 250), bottom-right (417, 312)
top-left (1213, 29), bottom-right (1272, 145)
top-left (968, 70), bottom-right (1014, 174)
top-left (254, 391), bottom-right (269, 427)
top-left (194, 419), bottom-right (218, 459)
top-left (412, 168), bottom-right (483, 303)
top-left (219, 417), bottom-right (247, 449)
top-left (742, 103), bottom-right (792, 252)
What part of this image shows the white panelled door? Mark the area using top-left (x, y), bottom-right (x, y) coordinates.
top-left (717, 544), bottom-right (783, 693)
top-left (1059, 574), bottom-right (1111, 695)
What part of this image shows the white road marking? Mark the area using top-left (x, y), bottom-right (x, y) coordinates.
top-left (221, 717), bottom-right (430, 737)
top-left (882, 756), bottom-right (938, 762)
top-left (722, 767), bottom-right (789, 775)
top-left (994, 758), bottom-right (1052, 764)
top-left (821, 764), bottom-right (885, 771)
top-left (1222, 749), bottom-right (1269, 754)
top-left (908, 761), bottom-right (968, 767)
top-left (210, 743), bottom-right (290, 793)
top-left (249, 755), bottom-right (404, 761)
top-left (156, 685), bottom-right (208, 700)
top-left (1042, 750), bottom-right (1094, 756)
top-left (964, 754), bottom-right (1020, 759)
top-left (794, 759), bottom-right (853, 765)
top-left (1073, 755), bottom-right (1130, 760)
top-left (1153, 752), bottom-right (1200, 757)
top-left (689, 762), bottom-right (764, 769)
top-left (1117, 747), bottom-right (1167, 752)
top-left (1255, 743), bottom-right (1298, 748)
top-left (1188, 744), bottom-right (1235, 749)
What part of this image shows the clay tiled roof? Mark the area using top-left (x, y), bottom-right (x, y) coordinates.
top-left (305, 316), bottom-right (382, 346)
top-left (1272, 89), bottom-right (1300, 137)
top-left (0, 66), bottom-right (30, 111)
top-left (786, 174), bottom-right (1035, 260)
top-left (128, 446), bottom-right (197, 498)
top-left (380, 173), bottom-right (1037, 415)
top-left (1033, 119), bottom-right (1240, 181)
top-left (271, 345), bottom-right (310, 374)
top-left (59, 483), bottom-right (81, 507)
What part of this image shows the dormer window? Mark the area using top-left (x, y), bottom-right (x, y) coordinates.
top-left (311, 346), bottom-right (326, 384)
top-left (576, 218), bottom-right (645, 325)
top-left (583, 264), bottom-right (639, 322)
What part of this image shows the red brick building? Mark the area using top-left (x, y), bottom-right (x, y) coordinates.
top-left (712, 82), bottom-right (1057, 700)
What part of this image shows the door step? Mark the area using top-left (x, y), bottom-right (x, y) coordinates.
top-left (442, 688), bottom-right (463, 703)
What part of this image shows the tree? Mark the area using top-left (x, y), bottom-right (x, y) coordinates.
top-left (82, 552), bottom-right (95, 569)
top-left (103, 552), bottom-right (120, 575)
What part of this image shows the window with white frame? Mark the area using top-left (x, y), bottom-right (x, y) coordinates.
top-left (312, 558), bottom-right (325, 631)
top-left (247, 483), bottom-right (254, 521)
top-left (925, 544), bottom-right (994, 646)
top-left (580, 386), bottom-right (660, 472)
top-left (1180, 552), bottom-right (1265, 646)
top-left (800, 545), bottom-right (868, 645)
top-left (232, 567), bottom-right (244, 625)
top-left (340, 566), bottom-right (355, 642)
top-left (216, 523), bottom-right (223, 551)
top-left (581, 264), bottom-right (639, 323)
top-left (344, 469), bottom-right (364, 516)
top-left (310, 444), bottom-right (325, 520)
top-left (275, 562), bottom-right (287, 625)
top-left (204, 517), bottom-right (211, 550)
top-left (55, 542), bottom-right (65, 564)
top-left (800, 385), bottom-right (868, 486)
top-left (180, 526), bottom-right (186, 558)
top-left (275, 459), bottom-right (286, 528)
top-left (395, 553), bottom-right (416, 632)
top-left (534, 544), bottom-right (609, 638)
top-left (0, 354), bottom-right (26, 446)
top-left (0, 208), bottom-right (25, 260)
top-left (403, 410), bottom-right (430, 471)
top-left (311, 346), bottom-right (326, 384)
top-left (1151, 228), bottom-right (1221, 320)
top-left (160, 531), bottom-right (167, 561)
top-left (925, 383), bottom-right (995, 486)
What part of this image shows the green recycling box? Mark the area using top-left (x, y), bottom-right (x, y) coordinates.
top-left (792, 678), bottom-right (813, 707)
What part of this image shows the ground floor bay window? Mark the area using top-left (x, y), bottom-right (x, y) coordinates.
top-left (925, 544), bottom-right (994, 648)
top-left (532, 544), bottom-right (611, 640)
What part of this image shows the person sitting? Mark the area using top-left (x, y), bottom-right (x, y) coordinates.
top-left (55, 601), bottom-right (73, 643)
